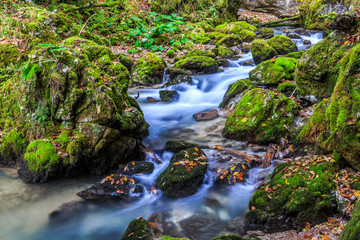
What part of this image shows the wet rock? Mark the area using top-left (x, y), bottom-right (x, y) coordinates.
top-left (116, 161), bottom-right (154, 175)
top-left (49, 200), bottom-right (87, 224)
top-left (294, 29), bottom-right (311, 37)
top-left (251, 39), bottom-right (278, 65)
top-left (147, 97), bottom-right (161, 102)
top-left (242, 60), bottom-right (255, 66)
top-left (244, 155), bottom-right (337, 232)
top-left (225, 216), bottom-right (244, 232)
top-left (148, 212), bottom-right (185, 238)
top-left (156, 147), bottom-right (208, 198)
top-left (331, 13), bottom-right (355, 31)
top-left (77, 174), bottom-right (144, 201)
top-left (174, 56), bottom-right (219, 74)
top-left (303, 39), bottom-right (312, 45)
top-left (249, 57), bottom-right (298, 85)
top-left (214, 159), bottom-right (251, 185)
top-left (286, 33), bottom-right (301, 39)
top-left (180, 213), bottom-right (223, 240)
top-left (241, 42), bottom-right (251, 53)
top-left (164, 140), bottom-right (197, 153)
top-left (219, 79), bottom-right (254, 109)
top-left (159, 90), bottom-right (180, 103)
top-left (223, 88), bottom-right (301, 144)
top-left (268, 35), bottom-right (298, 55)
top-left (218, 59), bottom-right (231, 67)
top-left (212, 46), bottom-right (237, 59)
top-left (163, 75), bottom-right (192, 87)
top-left (132, 52), bottom-right (166, 86)
top-left (212, 235), bottom-right (246, 240)
top-left (216, 34), bottom-right (243, 48)
top-left (259, 28), bottom-right (274, 39)
top-left (238, 29), bottom-right (256, 43)
top-left (193, 109), bottom-right (219, 121)
top-left (121, 218), bottom-right (162, 240)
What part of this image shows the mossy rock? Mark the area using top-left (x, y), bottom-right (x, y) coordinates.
top-left (238, 29), bottom-right (256, 42)
top-left (166, 50), bottom-right (175, 58)
top-left (174, 56), bottom-right (219, 74)
top-left (212, 46), bottom-right (237, 59)
top-left (297, 43), bottom-right (360, 170)
top-left (216, 34), bottom-right (242, 47)
top-left (132, 52), bottom-right (166, 86)
top-left (121, 218), bottom-right (160, 240)
top-left (159, 90), bottom-right (180, 103)
top-left (223, 88), bottom-right (301, 144)
top-left (156, 147), bottom-right (208, 198)
top-left (259, 28), bottom-right (274, 39)
top-left (339, 201), bottom-right (360, 240)
top-left (0, 129), bottom-right (28, 166)
top-left (212, 235), bottom-right (254, 240)
top-left (295, 33), bottom-right (350, 98)
top-left (215, 21), bottom-right (257, 34)
top-left (251, 39), bottom-right (278, 65)
top-left (207, 32), bottom-right (227, 41)
top-left (245, 155), bottom-right (337, 232)
top-left (276, 82), bottom-right (305, 98)
top-left (185, 49), bottom-right (215, 58)
top-left (118, 54), bottom-right (135, 72)
top-left (160, 236), bottom-right (189, 240)
top-left (285, 51), bottom-right (305, 59)
top-left (268, 35), bottom-right (298, 55)
top-left (164, 140), bottom-right (197, 153)
top-left (219, 79), bottom-right (254, 109)
top-left (249, 57), bottom-right (298, 85)
top-left (194, 36), bottom-right (211, 44)
top-left (0, 43), bottom-right (20, 67)
top-left (117, 161), bottom-right (154, 175)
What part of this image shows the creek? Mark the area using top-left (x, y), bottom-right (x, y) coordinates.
top-left (0, 28), bottom-right (323, 240)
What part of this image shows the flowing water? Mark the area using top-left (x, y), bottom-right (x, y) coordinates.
top-left (0, 28), bottom-right (323, 240)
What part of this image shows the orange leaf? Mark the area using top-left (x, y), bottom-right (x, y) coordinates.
top-left (305, 222), bottom-right (310, 231)
top-left (149, 222), bottom-right (157, 227)
top-left (116, 190), bottom-right (125, 194)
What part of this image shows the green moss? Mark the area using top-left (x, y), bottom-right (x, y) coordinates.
top-left (121, 219), bottom-right (151, 240)
top-left (0, 44), bottom-right (20, 66)
top-left (223, 88), bottom-right (300, 144)
top-left (166, 49), bottom-right (175, 58)
top-left (285, 51), bottom-right (305, 59)
top-left (238, 29), bottom-right (256, 43)
top-left (251, 39), bottom-right (278, 65)
top-left (185, 49), bottom-right (215, 58)
top-left (219, 79), bottom-right (254, 108)
top-left (259, 28), bottom-right (274, 39)
top-left (132, 52), bottom-right (166, 85)
top-left (268, 35), bottom-right (298, 55)
top-left (212, 46), bottom-right (236, 59)
top-left (340, 201), bottom-right (360, 240)
top-left (160, 236), bottom-right (189, 240)
top-left (174, 56), bottom-right (218, 74)
top-left (250, 57), bottom-right (298, 85)
top-left (207, 32), bottom-right (227, 41)
top-left (276, 82), bottom-right (305, 97)
top-left (215, 21), bottom-right (257, 33)
top-left (24, 139), bottom-right (62, 173)
top-left (216, 34), bottom-right (242, 47)
top-left (0, 129), bottom-right (28, 163)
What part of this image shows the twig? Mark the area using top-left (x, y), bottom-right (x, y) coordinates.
top-left (79, 14), bottom-right (96, 37)
top-left (290, 86), bottom-right (298, 98)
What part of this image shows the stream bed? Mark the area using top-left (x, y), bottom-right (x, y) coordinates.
top-left (0, 28), bottom-right (323, 240)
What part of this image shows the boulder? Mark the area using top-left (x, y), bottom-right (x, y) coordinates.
top-left (174, 56), bottom-right (219, 74)
top-left (240, 0), bottom-right (301, 17)
top-left (180, 213), bottom-right (223, 240)
top-left (156, 147), bottom-right (208, 198)
top-left (121, 218), bottom-right (161, 240)
top-left (0, 129), bottom-right (28, 166)
top-left (185, 49), bottom-right (216, 58)
top-left (223, 88), bottom-right (301, 144)
top-left (132, 52), bottom-right (166, 86)
top-left (286, 33), bottom-right (301, 39)
top-left (193, 109), bottom-right (219, 121)
top-left (116, 161), bottom-right (154, 175)
top-left (219, 79), bottom-right (254, 109)
top-left (238, 29), bottom-right (257, 42)
top-left (251, 39), bottom-right (278, 65)
top-left (339, 201), bottom-right (360, 240)
top-left (159, 90), bottom-right (180, 103)
top-left (241, 42), bottom-right (252, 53)
top-left (249, 57), bottom-right (298, 85)
top-left (164, 140), bottom-right (197, 153)
top-left (216, 34), bottom-right (242, 47)
top-left (212, 46), bottom-right (237, 59)
top-left (77, 173), bottom-right (144, 201)
top-left (259, 28), bottom-right (274, 39)
top-left (276, 82), bottom-right (305, 98)
top-left (163, 75), bottom-right (192, 87)
top-left (2, 37), bottom-right (149, 182)
top-left (284, 51), bottom-right (304, 59)
top-left (268, 35), bottom-right (298, 55)
top-left (244, 155), bottom-right (337, 232)
top-left (214, 160), bottom-right (251, 185)
top-left (215, 21), bottom-right (257, 34)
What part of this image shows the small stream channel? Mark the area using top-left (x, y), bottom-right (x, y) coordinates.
top-left (0, 28), bottom-right (323, 240)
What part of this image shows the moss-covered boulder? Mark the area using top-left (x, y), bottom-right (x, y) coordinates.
top-left (238, 29), bottom-right (256, 42)
top-left (215, 21), bottom-right (257, 34)
top-left (156, 147), bottom-right (208, 198)
top-left (185, 49), bottom-right (215, 58)
top-left (223, 88), bottom-right (301, 144)
top-left (159, 90), bottom-right (180, 103)
top-left (212, 46), bottom-right (237, 59)
top-left (219, 79), bottom-right (254, 109)
top-left (0, 43), bottom-right (21, 67)
top-left (297, 43), bottom-right (360, 170)
top-left (132, 52), bottom-right (166, 86)
top-left (268, 35), bottom-right (298, 55)
top-left (207, 32), bottom-right (227, 41)
top-left (164, 140), bottom-right (197, 153)
top-left (216, 34), bottom-right (242, 47)
top-left (285, 51), bottom-right (305, 59)
top-left (174, 56), bottom-right (219, 74)
top-left (295, 33), bottom-right (350, 98)
top-left (121, 218), bottom-right (161, 240)
top-left (244, 155), bottom-right (337, 232)
top-left (276, 82), bottom-right (305, 98)
top-left (249, 57), bottom-right (298, 85)
top-left (339, 201), bottom-right (360, 240)
top-left (0, 37), bottom-right (149, 182)
top-left (0, 129), bottom-right (28, 166)
top-left (251, 39), bottom-right (278, 65)
top-left (259, 28), bottom-right (274, 39)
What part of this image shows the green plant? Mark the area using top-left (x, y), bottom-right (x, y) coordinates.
top-left (128, 12), bottom-right (187, 51)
